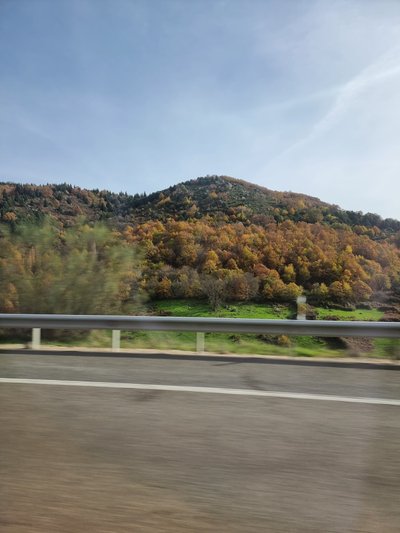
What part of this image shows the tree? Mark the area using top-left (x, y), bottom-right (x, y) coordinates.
top-left (329, 280), bottom-right (352, 304)
top-left (0, 220), bottom-right (143, 315)
top-left (225, 271), bottom-right (259, 301)
top-left (200, 275), bottom-right (226, 310)
top-left (278, 282), bottom-right (303, 302)
top-left (262, 270), bottom-right (285, 300)
top-left (171, 267), bottom-right (202, 298)
top-left (203, 250), bottom-right (220, 272)
top-left (282, 263), bottom-right (296, 283)
top-left (155, 277), bottom-right (173, 299)
top-left (309, 282), bottom-right (329, 304)
top-left (351, 280), bottom-right (372, 302)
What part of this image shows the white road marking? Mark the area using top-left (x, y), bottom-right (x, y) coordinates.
top-left (0, 378), bottom-right (399, 405)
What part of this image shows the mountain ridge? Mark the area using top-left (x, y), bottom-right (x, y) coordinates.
top-left (1, 175), bottom-right (399, 235)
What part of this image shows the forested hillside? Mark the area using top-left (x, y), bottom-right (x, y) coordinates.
top-left (2, 176), bottom-right (400, 233)
top-left (1, 176), bottom-right (400, 314)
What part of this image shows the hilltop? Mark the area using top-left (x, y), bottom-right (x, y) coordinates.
top-left (1, 176), bottom-right (399, 236)
top-left (130, 175), bottom-right (331, 224)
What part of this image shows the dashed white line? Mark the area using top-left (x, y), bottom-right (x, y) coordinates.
top-left (0, 378), bottom-right (399, 406)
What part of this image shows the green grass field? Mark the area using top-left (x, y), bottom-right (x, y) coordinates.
top-left (154, 299), bottom-right (292, 319)
top-left (314, 307), bottom-right (383, 321)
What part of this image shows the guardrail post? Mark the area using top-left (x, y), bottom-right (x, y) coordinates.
top-left (296, 296), bottom-right (307, 320)
top-left (32, 328), bottom-right (41, 350)
top-left (196, 332), bottom-right (205, 353)
top-left (112, 330), bottom-right (121, 352)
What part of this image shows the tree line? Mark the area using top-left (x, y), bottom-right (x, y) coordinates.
top-left (1, 212), bottom-right (400, 316)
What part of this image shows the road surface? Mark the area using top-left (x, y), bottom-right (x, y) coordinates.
top-left (1, 351), bottom-right (399, 532)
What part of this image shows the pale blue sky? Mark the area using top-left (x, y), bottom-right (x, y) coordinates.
top-left (1, 0), bottom-right (400, 218)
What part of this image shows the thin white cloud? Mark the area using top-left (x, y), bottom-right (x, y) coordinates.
top-left (268, 44), bottom-right (400, 163)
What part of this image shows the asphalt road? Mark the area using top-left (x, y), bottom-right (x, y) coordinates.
top-left (1, 352), bottom-right (399, 532)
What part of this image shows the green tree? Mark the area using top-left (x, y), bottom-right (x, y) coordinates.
top-left (0, 220), bottom-right (143, 315)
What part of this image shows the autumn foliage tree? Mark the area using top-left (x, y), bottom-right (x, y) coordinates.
top-left (125, 218), bottom-right (400, 306)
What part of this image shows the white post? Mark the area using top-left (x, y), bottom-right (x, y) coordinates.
top-left (296, 296), bottom-right (307, 320)
top-left (32, 328), bottom-right (41, 350)
top-left (112, 330), bottom-right (121, 352)
top-left (196, 332), bottom-right (205, 353)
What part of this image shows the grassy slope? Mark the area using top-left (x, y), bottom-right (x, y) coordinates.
top-left (315, 308), bottom-right (383, 321)
top-left (154, 300), bottom-right (291, 319)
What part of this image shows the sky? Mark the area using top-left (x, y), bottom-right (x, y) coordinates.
top-left (1, 0), bottom-right (400, 219)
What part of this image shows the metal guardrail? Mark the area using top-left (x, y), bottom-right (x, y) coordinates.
top-left (0, 313), bottom-right (399, 337)
top-left (0, 313), bottom-right (399, 352)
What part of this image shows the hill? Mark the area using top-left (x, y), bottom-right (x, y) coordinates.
top-left (1, 176), bottom-right (399, 236)
top-left (130, 175), bottom-right (331, 224)
top-left (1, 176), bottom-right (400, 311)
